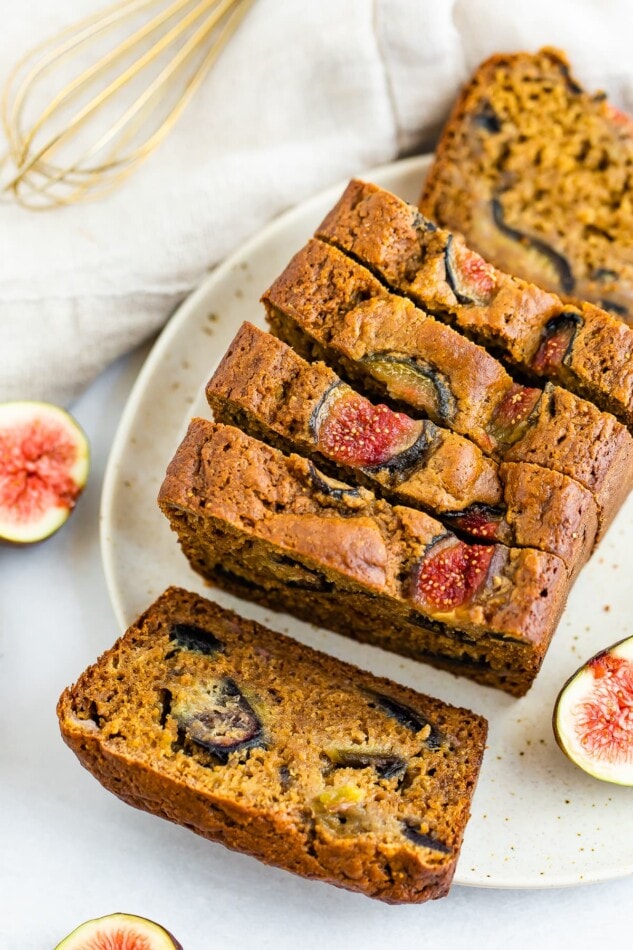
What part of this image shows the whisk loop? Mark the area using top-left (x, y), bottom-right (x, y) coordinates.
top-left (1, 0), bottom-right (254, 209)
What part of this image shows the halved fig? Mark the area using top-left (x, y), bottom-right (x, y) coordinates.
top-left (362, 354), bottom-right (456, 425)
top-left (54, 912), bottom-right (182, 949)
top-left (172, 677), bottom-right (264, 762)
top-left (413, 537), bottom-right (494, 612)
top-left (442, 503), bottom-right (505, 541)
top-left (488, 384), bottom-right (542, 445)
top-left (0, 401), bottom-right (89, 544)
top-left (531, 313), bottom-right (583, 374)
top-left (445, 235), bottom-right (497, 305)
top-left (553, 635), bottom-right (633, 785)
top-left (313, 385), bottom-right (426, 469)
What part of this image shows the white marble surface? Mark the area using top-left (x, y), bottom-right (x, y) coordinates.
top-left (2, 345), bottom-right (632, 950)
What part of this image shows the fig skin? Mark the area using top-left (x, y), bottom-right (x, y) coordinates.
top-left (54, 912), bottom-right (183, 950)
top-left (0, 400), bottom-right (89, 545)
top-left (553, 635), bottom-right (633, 786)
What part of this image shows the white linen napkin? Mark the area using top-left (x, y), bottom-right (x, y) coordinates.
top-left (2, 0), bottom-right (633, 406)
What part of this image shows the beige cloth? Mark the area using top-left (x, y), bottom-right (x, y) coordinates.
top-left (2, 0), bottom-right (633, 405)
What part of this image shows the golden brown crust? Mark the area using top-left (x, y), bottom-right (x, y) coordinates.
top-left (420, 48), bottom-right (633, 325)
top-left (207, 322), bottom-right (596, 573)
top-left (58, 587), bottom-right (488, 903)
top-left (498, 462), bottom-right (597, 570)
top-left (318, 179), bottom-right (633, 432)
top-left (157, 421), bottom-right (572, 695)
top-left (262, 239), bottom-right (633, 537)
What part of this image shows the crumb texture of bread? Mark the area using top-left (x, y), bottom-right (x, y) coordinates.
top-left (57, 587), bottom-right (488, 904)
top-left (207, 322), bottom-right (597, 572)
top-left (420, 48), bottom-right (633, 326)
top-left (158, 421), bottom-right (573, 696)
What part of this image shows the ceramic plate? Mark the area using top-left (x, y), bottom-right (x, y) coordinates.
top-left (101, 155), bottom-right (633, 889)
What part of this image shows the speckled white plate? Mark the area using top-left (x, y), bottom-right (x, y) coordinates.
top-left (101, 154), bottom-right (633, 890)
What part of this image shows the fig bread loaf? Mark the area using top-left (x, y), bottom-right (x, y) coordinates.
top-left (317, 178), bottom-right (633, 433)
top-left (158, 420), bottom-right (572, 696)
top-left (57, 587), bottom-right (488, 904)
top-left (419, 48), bottom-right (633, 325)
top-left (262, 239), bottom-right (633, 541)
top-left (207, 322), bottom-right (597, 574)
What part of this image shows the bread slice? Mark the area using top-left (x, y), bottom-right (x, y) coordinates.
top-left (158, 420), bottom-right (572, 696)
top-left (318, 178), bottom-right (633, 433)
top-left (57, 587), bottom-right (488, 904)
top-left (419, 47), bottom-right (633, 325)
top-left (262, 239), bottom-right (633, 541)
top-left (207, 322), bottom-right (597, 573)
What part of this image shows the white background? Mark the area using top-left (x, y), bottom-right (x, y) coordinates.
top-left (1, 344), bottom-right (632, 950)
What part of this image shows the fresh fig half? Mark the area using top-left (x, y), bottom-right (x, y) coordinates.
top-left (0, 401), bottom-right (89, 544)
top-left (553, 635), bottom-right (633, 785)
top-left (54, 912), bottom-right (183, 949)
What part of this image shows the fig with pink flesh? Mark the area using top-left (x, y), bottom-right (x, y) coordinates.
top-left (488, 384), bottom-right (541, 445)
top-left (314, 387), bottom-right (425, 468)
top-left (413, 538), bottom-right (494, 612)
top-left (444, 235), bottom-right (497, 306)
top-left (531, 313), bottom-right (582, 374)
top-left (553, 635), bottom-right (633, 785)
top-left (0, 401), bottom-right (89, 544)
top-left (54, 912), bottom-right (183, 950)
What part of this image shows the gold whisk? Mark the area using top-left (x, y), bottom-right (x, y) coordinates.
top-left (1, 0), bottom-right (254, 209)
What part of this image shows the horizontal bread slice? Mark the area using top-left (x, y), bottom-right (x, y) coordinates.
top-left (158, 421), bottom-right (572, 696)
top-left (207, 322), bottom-right (597, 573)
top-left (262, 239), bottom-right (633, 541)
top-left (57, 587), bottom-right (488, 904)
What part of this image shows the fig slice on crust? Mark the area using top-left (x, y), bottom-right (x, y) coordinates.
top-left (444, 234), bottom-right (497, 306)
top-left (0, 401), bottom-right (89, 544)
top-left (312, 385), bottom-right (425, 469)
top-left (413, 537), bottom-right (494, 612)
top-left (441, 503), bottom-right (505, 541)
top-left (531, 312), bottom-right (583, 375)
top-left (54, 912), bottom-right (183, 950)
top-left (362, 354), bottom-right (457, 426)
top-left (553, 636), bottom-right (633, 786)
top-left (488, 384), bottom-right (542, 446)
